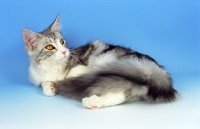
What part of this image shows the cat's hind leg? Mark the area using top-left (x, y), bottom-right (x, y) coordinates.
top-left (82, 92), bottom-right (126, 109)
top-left (41, 81), bottom-right (57, 96)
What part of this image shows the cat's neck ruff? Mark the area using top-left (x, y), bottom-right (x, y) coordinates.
top-left (29, 58), bottom-right (68, 86)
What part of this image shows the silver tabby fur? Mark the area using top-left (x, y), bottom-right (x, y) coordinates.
top-left (23, 15), bottom-right (177, 109)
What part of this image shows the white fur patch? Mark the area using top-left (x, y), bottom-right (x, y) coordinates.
top-left (41, 81), bottom-right (56, 96)
top-left (29, 61), bottom-right (67, 86)
top-left (66, 65), bottom-right (90, 78)
top-left (82, 92), bottom-right (126, 109)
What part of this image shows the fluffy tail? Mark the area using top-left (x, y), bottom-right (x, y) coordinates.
top-left (56, 58), bottom-right (178, 103)
top-left (96, 58), bottom-right (177, 103)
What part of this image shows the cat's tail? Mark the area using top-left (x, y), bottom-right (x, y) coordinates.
top-left (56, 57), bottom-right (178, 103)
top-left (94, 58), bottom-right (178, 103)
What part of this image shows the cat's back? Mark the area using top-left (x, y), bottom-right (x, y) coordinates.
top-left (66, 40), bottom-right (158, 79)
top-left (71, 40), bottom-right (134, 66)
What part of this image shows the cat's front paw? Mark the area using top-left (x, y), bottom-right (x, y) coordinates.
top-left (41, 81), bottom-right (57, 96)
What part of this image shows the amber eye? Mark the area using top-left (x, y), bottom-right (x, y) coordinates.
top-left (60, 39), bottom-right (65, 45)
top-left (45, 45), bottom-right (55, 50)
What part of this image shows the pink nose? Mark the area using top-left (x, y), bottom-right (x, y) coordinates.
top-left (62, 51), bottom-right (66, 55)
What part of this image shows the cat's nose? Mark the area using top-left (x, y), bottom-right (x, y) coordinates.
top-left (62, 51), bottom-right (66, 55)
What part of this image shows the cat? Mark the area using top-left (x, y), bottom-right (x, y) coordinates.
top-left (22, 15), bottom-right (177, 109)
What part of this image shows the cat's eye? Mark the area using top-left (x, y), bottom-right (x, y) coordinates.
top-left (60, 39), bottom-right (65, 45)
top-left (45, 45), bottom-right (55, 50)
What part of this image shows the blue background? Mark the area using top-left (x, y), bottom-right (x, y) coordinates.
top-left (0, 0), bottom-right (199, 129)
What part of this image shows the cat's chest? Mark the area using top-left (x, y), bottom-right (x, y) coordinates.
top-left (29, 64), bottom-right (66, 86)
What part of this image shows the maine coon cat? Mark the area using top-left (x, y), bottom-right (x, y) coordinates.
top-left (22, 15), bottom-right (177, 109)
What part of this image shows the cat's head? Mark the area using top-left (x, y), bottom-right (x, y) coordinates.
top-left (22, 15), bottom-right (69, 64)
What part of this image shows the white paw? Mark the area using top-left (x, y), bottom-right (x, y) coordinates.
top-left (41, 82), bottom-right (57, 96)
top-left (82, 95), bottom-right (104, 109)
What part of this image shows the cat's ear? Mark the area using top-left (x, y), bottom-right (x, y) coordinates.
top-left (22, 29), bottom-right (41, 50)
top-left (48, 15), bottom-right (61, 32)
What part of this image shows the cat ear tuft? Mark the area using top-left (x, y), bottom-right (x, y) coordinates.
top-left (22, 29), bottom-right (40, 50)
top-left (48, 15), bottom-right (61, 32)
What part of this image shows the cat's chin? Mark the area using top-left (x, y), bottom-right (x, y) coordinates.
top-left (56, 56), bottom-right (69, 63)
